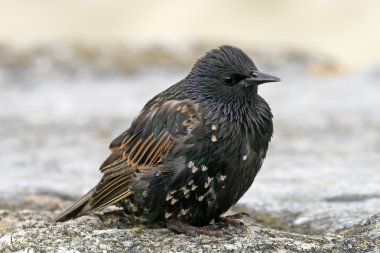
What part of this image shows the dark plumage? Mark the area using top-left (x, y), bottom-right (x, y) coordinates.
top-left (55, 45), bottom-right (280, 234)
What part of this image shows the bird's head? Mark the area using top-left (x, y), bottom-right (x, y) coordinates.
top-left (186, 45), bottom-right (280, 104)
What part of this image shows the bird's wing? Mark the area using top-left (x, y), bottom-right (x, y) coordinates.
top-left (86, 99), bottom-right (201, 212)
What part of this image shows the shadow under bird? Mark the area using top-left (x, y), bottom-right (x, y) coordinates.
top-left (55, 45), bottom-right (281, 235)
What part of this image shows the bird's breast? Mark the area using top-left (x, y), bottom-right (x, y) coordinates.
top-left (199, 120), bottom-right (270, 214)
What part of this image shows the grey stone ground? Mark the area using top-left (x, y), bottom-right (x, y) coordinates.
top-left (0, 195), bottom-right (379, 253)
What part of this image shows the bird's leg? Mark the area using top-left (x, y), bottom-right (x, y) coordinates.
top-left (166, 219), bottom-right (224, 236)
top-left (216, 212), bottom-right (249, 227)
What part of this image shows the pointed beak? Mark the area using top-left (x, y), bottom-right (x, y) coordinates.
top-left (243, 71), bottom-right (281, 87)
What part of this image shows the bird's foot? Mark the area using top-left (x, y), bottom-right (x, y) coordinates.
top-left (216, 212), bottom-right (249, 227)
top-left (166, 219), bottom-right (226, 236)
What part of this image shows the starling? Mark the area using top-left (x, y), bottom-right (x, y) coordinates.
top-left (55, 45), bottom-right (280, 235)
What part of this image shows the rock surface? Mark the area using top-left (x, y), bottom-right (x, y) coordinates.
top-left (0, 195), bottom-right (379, 253)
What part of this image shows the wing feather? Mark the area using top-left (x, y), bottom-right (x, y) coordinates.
top-left (84, 99), bottom-right (200, 214)
top-left (91, 174), bottom-right (133, 207)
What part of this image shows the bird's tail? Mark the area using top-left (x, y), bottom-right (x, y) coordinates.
top-left (54, 188), bottom-right (94, 222)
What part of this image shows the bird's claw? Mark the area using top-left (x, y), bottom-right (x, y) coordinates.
top-left (166, 219), bottom-right (230, 237)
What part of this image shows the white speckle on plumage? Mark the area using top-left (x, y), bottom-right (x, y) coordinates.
top-left (192, 166), bottom-right (198, 173)
top-left (188, 161), bottom-right (194, 168)
top-left (211, 135), bottom-right (217, 142)
top-left (204, 177), bottom-right (213, 188)
top-left (156, 170), bottom-right (162, 176)
top-left (197, 194), bottom-right (206, 201)
top-left (180, 208), bottom-right (190, 215)
top-left (211, 124), bottom-right (217, 130)
top-left (143, 190), bottom-right (148, 197)
top-left (242, 155), bottom-right (247, 161)
top-left (219, 175), bottom-right (227, 182)
top-left (169, 190), bottom-right (177, 195)
top-left (165, 193), bottom-right (172, 201)
top-left (191, 184), bottom-right (198, 191)
top-left (222, 185), bottom-right (226, 189)
top-left (165, 212), bottom-right (172, 219)
top-left (171, 198), bottom-right (178, 205)
top-left (201, 165), bottom-right (208, 172)
top-left (129, 203), bottom-right (139, 212)
top-left (188, 180), bottom-right (194, 186)
top-left (180, 186), bottom-right (190, 195)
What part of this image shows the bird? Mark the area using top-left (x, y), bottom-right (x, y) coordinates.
top-left (55, 45), bottom-right (280, 235)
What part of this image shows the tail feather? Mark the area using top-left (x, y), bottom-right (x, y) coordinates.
top-left (55, 188), bottom-right (94, 222)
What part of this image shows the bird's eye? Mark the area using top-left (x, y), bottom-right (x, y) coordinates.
top-left (223, 76), bottom-right (235, 85)
top-left (250, 71), bottom-right (258, 78)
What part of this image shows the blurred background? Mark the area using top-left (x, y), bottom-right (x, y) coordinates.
top-left (0, 0), bottom-right (379, 234)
